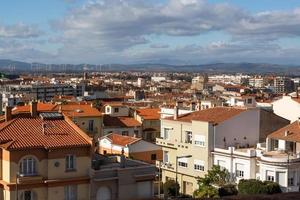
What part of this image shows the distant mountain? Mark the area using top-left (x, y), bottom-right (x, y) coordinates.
top-left (0, 59), bottom-right (300, 75)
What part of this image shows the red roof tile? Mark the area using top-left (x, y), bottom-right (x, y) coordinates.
top-left (136, 108), bottom-right (160, 120)
top-left (268, 121), bottom-right (300, 142)
top-left (0, 114), bottom-right (91, 150)
top-left (105, 133), bottom-right (140, 146)
top-left (103, 115), bottom-right (141, 127)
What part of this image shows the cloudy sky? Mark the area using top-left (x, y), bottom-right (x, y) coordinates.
top-left (1, 0), bottom-right (300, 65)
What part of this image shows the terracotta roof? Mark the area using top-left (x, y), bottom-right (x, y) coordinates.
top-left (14, 102), bottom-right (102, 117)
top-left (103, 115), bottom-right (141, 127)
top-left (136, 108), bottom-right (160, 120)
top-left (0, 114), bottom-right (91, 150)
top-left (14, 103), bottom-right (56, 113)
top-left (165, 107), bottom-right (246, 124)
top-left (105, 133), bottom-right (140, 146)
top-left (292, 97), bottom-right (300, 104)
top-left (268, 121), bottom-right (300, 142)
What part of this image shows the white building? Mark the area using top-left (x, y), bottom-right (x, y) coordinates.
top-left (212, 121), bottom-right (300, 192)
top-left (272, 96), bottom-right (300, 122)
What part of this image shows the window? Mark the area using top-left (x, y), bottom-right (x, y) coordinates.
top-left (235, 163), bottom-right (244, 178)
top-left (178, 161), bottom-right (188, 168)
top-left (247, 98), bottom-right (252, 104)
top-left (151, 154), bottom-right (157, 161)
top-left (66, 155), bottom-right (76, 171)
top-left (106, 107), bottom-right (110, 113)
top-left (21, 190), bottom-right (35, 200)
top-left (185, 131), bottom-right (192, 144)
top-left (236, 170), bottom-right (244, 178)
top-left (163, 151), bottom-right (169, 163)
top-left (194, 160), bottom-right (205, 171)
top-left (194, 135), bottom-right (205, 147)
top-left (88, 120), bottom-right (94, 132)
top-left (178, 157), bottom-right (188, 168)
top-left (266, 170), bottom-right (275, 182)
top-left (122, 131), bottom-right (129, 136)
top-left (65, 185), bottom-right (77, 200)
top-left (134, 130), bottom-right (139, 136)
top-left (114, 107), bottom-right (119, 113)
top-left (163, 128), bottom-right (171, 140)
top-left (19, 157), bottom-right (37, 176)
top-left (217, 160), bottom-right (226, 170)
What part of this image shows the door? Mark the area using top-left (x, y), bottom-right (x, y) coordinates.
top-left (96, 187), bottom-right (111, 200)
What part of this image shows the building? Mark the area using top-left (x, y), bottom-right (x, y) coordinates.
top-left (272, 95), bottom-right (300, 122)
top-left (212, 120), bottom-right (300, 192)
top-left (227, 96), bottom-right (256, 108)
top-left (156, 107), bottom-right (289, 195)
top-left (137, 78), bottom-right (145, 88)
top-left (273, 77), bottom-right (294, 94)
top-left (249, 77), bottom-right (265, 88)
top-left (90, 155), bottom-right (156, 200)
top-left (191, 75), bottom-right (208, 91)
top-left (13, 102), bottom-right (103, 140)
top-left (135, 108), bottom-right (161, 142)
top-left (99, 133), bottom-right (162, 164)
top-left (0, 105), bottom-right (92, 200)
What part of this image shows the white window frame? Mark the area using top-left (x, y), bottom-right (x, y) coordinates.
top-left (194, 160), bottom-right (205, 171)
top-left (66, 154), bottom-right (76, 171)
top-left (19, 157), bottom-right (37, 176)
top-left (163, 151), bottom-right (169, 163)
top-left (178, 157), bottom-right (188, 168)
top-left (163, 128), bottom-right (171, 140)
top-left (185, 130), bottom-right (192, 144)
top-left (194, 135), bottom-right (205, 147)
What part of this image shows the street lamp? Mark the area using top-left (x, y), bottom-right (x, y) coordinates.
top-left (15, 172), bottom-right (24, 200)
top-left (175, 155), bottom-right (192, 197)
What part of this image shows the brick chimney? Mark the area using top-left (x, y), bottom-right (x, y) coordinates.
top-left (30, 101), bottom-right (38, 117)
top-left (174, 106), bottom-right (179, 120)
top-left (5, 106), bottom-right (12, 122)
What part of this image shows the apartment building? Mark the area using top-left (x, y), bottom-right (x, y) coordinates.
top-left (156, 107), bottom-right (289, 195)
top-left (191, 75), bottom-right (208, 91)
top-left (273, 77), bottom-right (294, 94)
top-left (0, 105), bottom-right (92, 200)
top-left (135, 108), bottom-right (161, 142)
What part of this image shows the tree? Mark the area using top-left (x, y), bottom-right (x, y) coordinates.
top-left (194, 165), bottom-right (231, 198)
top-left (163, 180), bottom-right (179, 198)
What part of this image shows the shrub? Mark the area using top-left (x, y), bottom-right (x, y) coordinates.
top-left (163, 180), bottom-right (179, 198)
top-left (193, 185), bottom-right (219, 198)
top-left (219, 184), bottom-right (238, 196)
top-left (238, 179), bottom-right (281, 195)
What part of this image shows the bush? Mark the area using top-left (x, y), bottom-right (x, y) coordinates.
top-left (263, 181), bottom-right (282, 194)
top-left (238, 179), bottom-right (281, 195)
top-left (219, 184), bottom-right (238, 196)
top-left (163, 180), bottom-right (179, 198)
top-left (194, 185), bottom-right (219, 198)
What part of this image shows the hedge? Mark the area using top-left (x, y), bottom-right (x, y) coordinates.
top-left (238, 179), bottom-right (281, 195)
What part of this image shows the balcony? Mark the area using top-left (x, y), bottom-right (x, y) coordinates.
top-left (156, 138), bottom-right (177, 149)
top-left (259, 151), bottom-right (300, 163)
top-left (17, 175), bottom-right (43, 184)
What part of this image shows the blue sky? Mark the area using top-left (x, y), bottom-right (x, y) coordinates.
top-left (0, 0), bottom-right (300, 65)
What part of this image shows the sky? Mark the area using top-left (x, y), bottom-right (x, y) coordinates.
top-left (1, 0), bottom-right (300, 65)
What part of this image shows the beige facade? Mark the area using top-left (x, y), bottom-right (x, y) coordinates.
top-left (0, 147), bottom-right (91, 200)
top-left (72, 115), bottom-right (103, 139)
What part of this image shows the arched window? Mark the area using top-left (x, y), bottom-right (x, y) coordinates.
top-left (19, 157), bottom-right (37, 176)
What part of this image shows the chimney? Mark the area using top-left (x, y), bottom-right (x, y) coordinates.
top-left (174, 106), bottom-right (179, 120)
top-left (5, 106), bottom-right (12, 122)
top-left (120, 148), bottom-right (126, 168)
top-left (30, 101), bottom-right (38, 117)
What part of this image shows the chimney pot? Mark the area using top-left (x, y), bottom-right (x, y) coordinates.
top-left (30, 101), bottom-right (38, 117)
top-left (5, 106), bottom-right (12, 122)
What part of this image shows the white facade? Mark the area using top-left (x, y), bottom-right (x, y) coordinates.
top-left (105, 105), bottom-right (129, 117)
top-left (272, 96), bottom-right (300, 122)
top-left (160, 107), bottom-right (193, 119)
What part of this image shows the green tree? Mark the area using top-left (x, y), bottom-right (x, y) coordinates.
top-left (194, 165), bottom-right (231, 198)
top-left (163, 180), bottom-right (179, 198)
